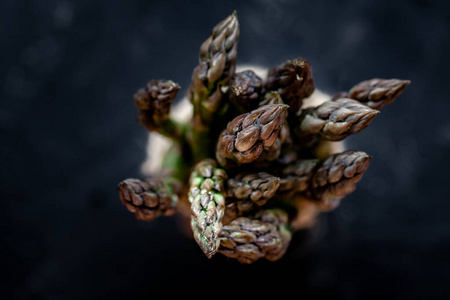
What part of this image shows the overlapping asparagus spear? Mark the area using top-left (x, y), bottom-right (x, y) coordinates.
top-left (134, 80), bottom-right (185, 142)
top-left (229, 70), bottom-right (264, 113)
top-left (118, 178), bottom-right (180, 221)
top-left (308, 150), bottom-right (371, 210)
top-left (222, 172), bottom-right (281, 224)
top-left (216, 103), bottom-right (289, 167)
top-left (333, 78), bottom-right (411, 110)
top-left (278, 150), bottom-right (371, 210)
top-left (188, 12), bottom-right (240, 161)
top-left (118, 11), bottom-right (410, 264)
top-left (227, 172), bottom-right (280, 206)
top-left (294, 98), bottom-right (379, 147)
top-left (188, 159), bottom-right (228, 258)
top-left (218, 209), bottom-right (292, 264)
top-left (265, 58), bottom-right (315, 113)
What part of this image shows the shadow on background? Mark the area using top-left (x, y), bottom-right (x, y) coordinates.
top-left (1, 0), bottom-right (449, 299)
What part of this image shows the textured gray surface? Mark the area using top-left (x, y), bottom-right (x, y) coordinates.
top-left (1, 0), bottom-right (449, 299)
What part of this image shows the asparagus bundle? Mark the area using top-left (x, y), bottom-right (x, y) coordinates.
top-left (118, 12), bottom-right (410, 263)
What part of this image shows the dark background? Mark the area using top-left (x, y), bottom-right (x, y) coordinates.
top-left (1, 0), bottom-right (449, 299)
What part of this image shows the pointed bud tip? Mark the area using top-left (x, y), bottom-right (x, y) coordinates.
top-left (169, 80), bottom-right (180, 88)
top-left (358, 151), bottom-right (373, 160)
top-left (403, 80), bottom-right (411, 85)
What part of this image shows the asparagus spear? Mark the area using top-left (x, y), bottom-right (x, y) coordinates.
top-left (188, 159), bottom-right (228, 258)
top-left (278, 159), bottom-right (320, 196)
top-left (295, 98), bottom-right (379, 146)
top-left (223, 172), bottom-right (280, 224)
top-left (188, 12), bottom-right (239, 161)
top-left (347, 78), bottom-right (411, 110)
top-left (134, 80), bottom-right (180, 117)
top-left (229, 70), bottom-right (263, 113)
top-left (223, 198), bottom-right (258, 225)
top-left (265, 58), bottom-right (315, 113)
top-left (308, 150), bottom-right (371, 210)
top-left (227, 172), bottom-right (280, 206)
top-left (218, 209), bottom-right (292, 263)
top-left (199, 11), bottom-right (239, 81)
top-left (118, 178), bottom-right (180, 221)
top-left (253, 121), bottom-right (293, 166)
top-left (134, 80), bottom-right (185, 142)
top-left (277, 150), bottom-right (371, 210)
top-left (216, 104), bottom-right (289, 168)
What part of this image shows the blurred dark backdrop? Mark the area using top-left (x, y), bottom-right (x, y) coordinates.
top-left (1, 0), bottom-right (449, 299)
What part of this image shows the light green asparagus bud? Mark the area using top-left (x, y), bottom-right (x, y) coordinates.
top-left (348, 78), bottom-right (410, 110)
top-left (188, 159), bottom-right (228, 258)
top-left (218, 209), bottom-right (292, 264)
